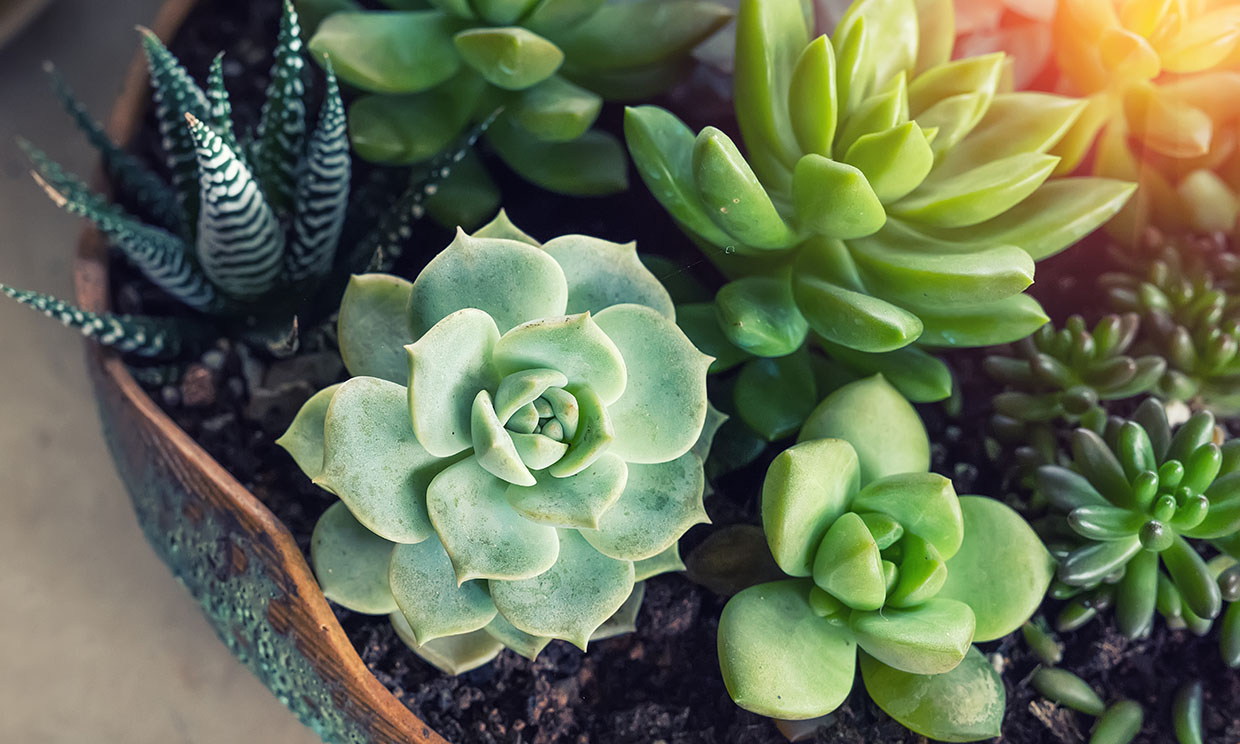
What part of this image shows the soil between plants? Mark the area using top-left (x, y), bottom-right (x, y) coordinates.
top-left (105, 0), bottom-right (1240, 741)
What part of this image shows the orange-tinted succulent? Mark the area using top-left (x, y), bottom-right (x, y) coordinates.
top-left (1052, 0), bottom-right (1240, 240)
top-left (955, 0), bottom-right (1057, 89)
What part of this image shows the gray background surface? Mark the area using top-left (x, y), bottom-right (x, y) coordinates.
top-left (0, 2), bottom-right (321, 741)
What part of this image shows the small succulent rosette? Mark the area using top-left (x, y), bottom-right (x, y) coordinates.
top-left (279, 212), bottom-right (714, 673)
top-left (718, 376), bottom-right (1053, 741)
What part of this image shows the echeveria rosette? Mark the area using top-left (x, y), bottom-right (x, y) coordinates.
top-left (1050, 0), bottom-right (1240, 242)
top-left (302, 0), bottom-right (732, 226)
top-left (1036, 399), bottom-right (1240, 641)
top-left (626, 0), bottom-right (1135, 403)
top-left (278, 212), bottom-right (713, 672)
top-left (717, 375), bottom-right (1053, 741)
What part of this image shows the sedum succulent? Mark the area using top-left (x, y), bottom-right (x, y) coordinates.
top-left (1035, 399), bottom-right (1240, 640)
top-left (3, 1), bottom-right (478, 359)
top-left (626, 0), bottom-right (1134, 400)
top-left (278, 212), bottom-right (713, 672)
top-left (302, 0), bottom-right (732, 222)
top-left (717, 375), bottom-right (1052, 741)
top-left (1050, 0), bottom-right (1240, 242)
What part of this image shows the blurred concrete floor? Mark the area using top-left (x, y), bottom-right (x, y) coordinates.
top-left (0, 2), bottom-right (320, 742)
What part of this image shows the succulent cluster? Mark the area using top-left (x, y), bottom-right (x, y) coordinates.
top-left (1036, 400), bottom-right (1239, 642)
top-left (2, 1), bottom-right (478, 359)
top-left (717, 375), bottom-right (1052, 741)
top-left (1051, 0), bottom-right (1240, 242)
top-left (302, 0), bottom-right (732, 226)
top-left (278, 213), bottom-right (713, 672)
top-left (627, 0), bottom-right (1135, 401)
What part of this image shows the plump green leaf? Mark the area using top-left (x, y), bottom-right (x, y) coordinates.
top-left (277, 384), bottom-right (342, 480)
top-left (310, 11), bottom-right (462, 94)
top-left (1162, 534), bottom-right (1222, 620)
top-left (474, 208), bottom-right (540, 244)
top-left (836, 0), bottom-right (918, 100)
top-left (511, 76), bottom-right (602, 141)
top-left (483, 611), bottom-right (552, 660)
top-left (849, 237), bottom-right (1033, 308)
top-left (819, 341), bottom-right (953, 403)
top-left (887, 534), bottom-right (948, 608)
top-left (490, 528), bottom-right (635, 649)
top-left (508, 454), bottom-right (629, 528)
top-left (318, 378), bottom-right (445, 544)
top-left (891, 153), bottom-right (1060, 228)
top-left (852, 473), bottom-right (963, 560)
top-left (493, 312), bottom-right (627, 405)
top-left (337, 274), bottom-right (415, 382)
top-left (762, 438), bottom-right (859, 577)
top-left (471, 390), bottom-right (537, 486)
top-left (525, 0), bottom-right (606, 33)
top-left (390, 614), bottom-right (504, 675)
top-left (311, 501), bottom-right (399, 615)
top-left (793, 154), bottom-right (887, 239)
top-left (836, 74), bottom-right (910, 155)
top-left (793, 275), bottom-right (924, 352)
top-left (799, 375), bottom-right (930, 485)
top-left (909, 293), bottom-right (1048, 347)
top-left (719, 579), bottom-right (858, 718)
top-left (907, 53), bottom-right (1004, 120)
top-left (582, 451), bottom-right (707, 560)
top-left (488, 117), bottom-right (629, 195)
top-left (859, 647), bottom-right (1004, 743)
top-left (734, 350), bottom-right (818, 441)
top-left (715, 275), bottom-right (809, 357)
top-left (842, 121), bottom-right (934, 203)
top-left (814, 512), bottom-right (887, 611)
top-left (694, 127), bottom-right (798, 250)
top-left (454, 27), bottom-right (564, 90)
top-left (938, 496), bottom-right (1054, 641)
top-left (593, 303), bottom-right (712, 463)
top-left (788, 35), bottom-right (837, 157)
top-left (389, 534), bottom-right (497, 643)
top-left (347, 80), bottom-right (479, 164)
top-left (676, 303), bottom-right (751, 373)
top-left (849, 598), bottom-right (976, 674)
top-left (733, 0), bottom-right (807, 182)
top-left (542, 234), bottom-right (675, 319)
top-left (552, 0), bottom-right (733, 71)
top-left (547, 383), bottom-right (614, 477)
top-left (931, 93), bottom-right (1086, 180)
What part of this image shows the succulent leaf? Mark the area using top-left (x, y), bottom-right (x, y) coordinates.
top-left (858, 647), bottom-right (1004, 742)
top-left (205, 54), bottom-right (240, 155)
top-left (275, 383), bottom-right (341, 479)
top-left (389, 534), bottom-right (498, 644)
top-left (581, 452), bottom-right (708, 561)
top-left (848, 598), bottom-right (976, 675)
top-left (288, 58), bottom-right (350, 283)
top-left (337, 274), bottom-right (415, 383)
top-left (311, 501), bottom-right (399, 614)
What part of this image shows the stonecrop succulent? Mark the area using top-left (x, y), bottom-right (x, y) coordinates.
top-left (718, 375), bottom-right (1052, 741)
top-left (2, 1), bottom-right (477, 359)
top-left (303, 0), bottom-right (732, 219)
top-left (278, 212), bottom-right (713, 672)
top-left (1051, 0), bottom-right (1240, 241)
top-left (626, 0), bottom-right (1135, 399)
top-left (1036, 399), bottom-right (1240, 640)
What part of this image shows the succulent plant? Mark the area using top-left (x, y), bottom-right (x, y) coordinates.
top-left (278, 212), bottom-right (713, 672)
top-left (717, 375), bottom-right (1052, 741)
top-left (301, 0), bottom-right (733, 224)
top-left (1102, 245), bottom-right (1240, 413)
top-left (1035, 399), bottom-right (1240, 640)
top-left (626, 0), bottom-right (1135, 401)
top-left (2, 1), bottom-right (480, 359)
top-left (1050, 0), bottom-right (1240, 242)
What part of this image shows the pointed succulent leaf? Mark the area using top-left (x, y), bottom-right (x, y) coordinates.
top-left (591, 581), bottom-right (646, 642)
top-left (859, 647), bottom-right (1005, 742)
top-left (835, 73), bottom-right (910, 155)
top-left (487, 119), bottom-right (628, 195)
top-left (552, 0), bottom-right (732, 72)
top-left (483, 611), bottom-right (552, 660)
top-left (346, 79), bottom-right (478, 165)
top-left (732, 0), bottom-right (807, 183)
top-left (524, 0), bottom-right (606, 34)
top-left (820, 341), bottom-right (953, 403)
top-left (909, 293), bottom-right (1049, 347)
top-left (1162, 534), bottom-right (1222, 620)
top-left (474, 208), bottom-right (539, 245)
top-left (762, 438), bottom-right (859, 577)
top-left (493, 312), bottom-right (627, 405)
top-left (849, 598), bottom-right (976, 675)
top-left (309, 11), bottom-right (462, 94)
top-left (813, 512), bottom-right (887, 611)
top-left (310, 501), bottom-right (399, 614)
top-left (734, 349), bottom-right (818, 441)
top-left (454, 27), bottom-right (564, 91)
top-left (471, 390), bottom-right (536, 486)
top-left (1058, 537), bottom-right (1143, 585)
top-left (582, 452), bottom-right (707, 561)
top-left (693, 127), bottom-right (798, 251)
top-left (276, 383), bottom-right (342, 479)
top-left (426, 457), bottom-right (560, 582)
top-left (793, 275), bottom-right (923, 352)
top-left (288, 57), bottom-right (349, 283)
top-left (891, 153), bottom-right (1060, 228)
top-left (907, 53), bottom-right (1005, 120)
top-left (389, 614), bottom-right (504, 675)
top-left (507, 453), bottom-right (628, 528)
top-left (715, 275), bottom-right (808, 357)
top-left (836, 0), bottom-right (918, 101)
top-left (852, 473), bottom-right (963, 560)
top-left (793, 154), bottom-right (887, 239)
top-left (489, 528), bottom-right (635, 649)
top-left (546, 383), bottom-right (613, 476)
top-left (799, 375), bottom-right (929, 485)
top-left (634, 544), bottom-right (685, 581)
top-left (512, 76), bottom-right (602, 141)
top-left (542, 235), bottom-right (675, 320)
top-left (718, 579), bottom-right (858, 719)
top-left (205, 53), bottom-right (240, 154)
top-left (337, 274), bottom-right (414, 383)
top-left (389, 534), bottom-right (497, 644)
top-left (841, 121), bottom-right (935, 204)
top-left (849, 236), bottom-right (1033, 308)
top-left (931, 93), bottom-right (1085, 180)
top-left (788, 34), bottom-right (837, 157)
top-left (316, 377), bottom-right (444, 543)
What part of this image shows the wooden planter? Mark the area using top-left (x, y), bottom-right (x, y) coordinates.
top-left (74, 3), bottom-right (443, 742)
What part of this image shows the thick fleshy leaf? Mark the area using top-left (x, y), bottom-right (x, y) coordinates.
top-left (409, 228), bottom-right (568, 336)
top-left (311, 501), bottom-right (399, 615)
top-left (907, 53), bottom-right (1005, 120)
top-left (277, 384), bottom-right (342, 480)
top-left (471, 390), bottom-right (536, 486)
top-left (454, 27), bottom-right (564, 90)
top-left (842, 121), bottom-right (935, 204)
top-left (634, 544), bottom-right (685, 581)
top-left (488, 120), bottom-right (629, 195)
top-left (931, 93), bottom-right (1086, 180)
top-left (406, 308), bottom-right (501, 458)
top-left (849, 598), bottom-right (976, 674)
top-left (337, 274), bottom-right (415, 382)
top-left (733, 0), bottom-right (807, 182)
top-left (676, 303), bottom-right (751, 373)
top-left (793, 154), bottom-right (888, 239)
top-left (762, 438), bottom-right (859, 577)
top-left (835, 74), bottom-right (910, 155)
top-left (511, 75), bottom-right (601, 141)
top-left (483, 611), bottom-right (552, 660)
top-left (852, 473), bottom-right (964, 560)
top-left (554, 0), bottom-right (733, 71)
top-left (734, 350), bottom-right (818, 441)
top-left (814, 512), bottom-right (887, 611)
top-left (891, 153), bottom-right (1060, 228)
top-left (490, 529), bottom-right (635, 649)
top-left (789, 35), bottom-right (838, 156)
top-left (347, 82), bottom-right (479, 164)
top-left (390, 614), bottom-right (504, 675)
top-left (591, 581), bottom-right (645, 642)
top-left (793, 275), bottom-right (924, 352)
top-left (799, 375), bottom-right (929, 485)
top-left (715, 275), bottom-right (809, 357)
top-left (718, 579), bottom-right (858, 719)
top-left (938, 496), bottom-right (1054, 642)
top-left (582, 452), bottom-right (707, 561)
top-left (909, 293), bottom-right (1049, 347)
top-left (693, 127), bottom-right (798, 250)
top-left (593, 303), bottom-right (712, 463)
top-left (886, 534), bottom-right (947, 609)
top-left (493, 312), bottom-right (627, 405)
top-left (317, 377), bottom-right (443, 544)
top-left (849, 236), bottom-right (1033, 308)
top-left (836, 0), bottom-right (918, 99)
top-left (473, 208), bottom-right (540, 244)
top-left (426, 457), bottom-right (560, 581)
top-left (309, 11), bottom-right (462, 94)
top-left (507, 453), bottom-right (628, 528)
top-left (819, 341), bottom-right (953, 403)
top-left (389, 534), bottom-right (497, 644)
top-left (492, 368), bottom-right (567, 423)
top-left (859, 647), bottom-right (1005, 742)
top-left (542, 235), bottom-right (675, 319)
top-left (547, 384), bottom-right (614, 477)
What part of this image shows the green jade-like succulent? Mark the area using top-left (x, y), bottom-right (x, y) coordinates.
top-left (718, 375), bottom-right (1053, 741)
top-left (3, 1), bottom-right (480, 359)
top-left (1036, 399), bottom-right (1240, 640)
top-left (278, 212), bottom-right (714, 672)
top-left (301, 0), bottom-right (732, 224)
top-left (626, 0), bottom-right (1136, 402)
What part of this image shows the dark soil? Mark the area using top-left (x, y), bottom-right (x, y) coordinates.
top-left (101, 0), bottom-right (1240, 742)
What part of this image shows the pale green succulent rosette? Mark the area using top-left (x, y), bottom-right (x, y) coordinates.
top-left (279, 211), bottom-right (712, 673)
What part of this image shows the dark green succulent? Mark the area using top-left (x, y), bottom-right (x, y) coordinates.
top-left (2, 1), bottom-right (478, 359)
top-left (301, 0), bottom-right (732, 226)
top-left (1035, 399), bottom-right (1240, 640)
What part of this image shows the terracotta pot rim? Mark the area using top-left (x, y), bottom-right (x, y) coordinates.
top-left (71, 1), bottom-right (439, 741)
